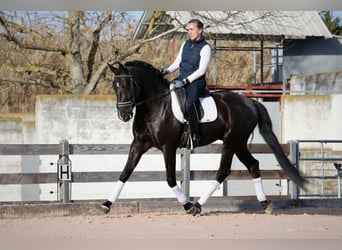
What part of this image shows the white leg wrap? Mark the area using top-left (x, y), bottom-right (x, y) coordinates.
top-left (108, 180), bottom-right (125, 203)
top-left (172, 185), bottom-right (188, 205)
top-left (253, 177), bottom-right (267, 202)
top-left (198, 181), bottom-right (220, 206)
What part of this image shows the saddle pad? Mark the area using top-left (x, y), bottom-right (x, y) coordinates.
top-left (170, 83), bottom-right (218, 124)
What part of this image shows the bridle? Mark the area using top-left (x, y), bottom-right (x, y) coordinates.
top-left (114, 74), bottom-right (171, 109)
top-left (114, 74), bottom-right (138, 110)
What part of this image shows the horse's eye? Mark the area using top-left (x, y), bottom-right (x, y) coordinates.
top-left (116, 82), bottom-right (121, 88)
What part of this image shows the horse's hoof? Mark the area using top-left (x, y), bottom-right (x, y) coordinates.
top-left (260, 200), bottom-right (273, 214)
top-left (183, 202), bottom-right (193, 213)
top-left (186, 202), bottom-right (202, 216)
top-left (99, 200), bottom-right (112, 214)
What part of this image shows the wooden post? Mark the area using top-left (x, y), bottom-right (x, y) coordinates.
top-left (58, 140), bottom-right (72, 203)
top-left (180, 147), bottom-right (190, 199)
top-left (213, 39), bottom-right (217, 85)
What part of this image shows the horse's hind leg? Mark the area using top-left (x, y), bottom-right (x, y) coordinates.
top-left (236, 146), bottom-right (273, 214)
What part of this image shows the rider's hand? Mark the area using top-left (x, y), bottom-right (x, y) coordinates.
top-left (172, 80), bottom-right (184, 88)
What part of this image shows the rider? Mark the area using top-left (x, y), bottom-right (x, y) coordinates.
top-left (161, 19), bottom-right (212, 148)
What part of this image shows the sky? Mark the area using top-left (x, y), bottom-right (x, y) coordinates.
top-left (332, 11), bottom-right (342, 18)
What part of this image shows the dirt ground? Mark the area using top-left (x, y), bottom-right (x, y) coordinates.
top-left (1, 206), bottom-right (341, 239)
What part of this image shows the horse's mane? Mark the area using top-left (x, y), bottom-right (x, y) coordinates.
top-left (124, 60), bottom-right (169, 86)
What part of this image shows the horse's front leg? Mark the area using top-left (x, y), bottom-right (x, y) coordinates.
top-left (100, 138), bottom-right (151, 213)
top-left (163, 147), bottom-right (193, 213)
top-left (187, 145), bottom-right (235, 216)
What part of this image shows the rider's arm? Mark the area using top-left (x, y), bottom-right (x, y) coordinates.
top-left (186, 44), bottom-right (211, 83)
top-left (165, 42), bottom-right (185, 73)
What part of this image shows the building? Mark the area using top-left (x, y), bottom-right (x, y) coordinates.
top-left (133, 11), bottom-right (341, 95)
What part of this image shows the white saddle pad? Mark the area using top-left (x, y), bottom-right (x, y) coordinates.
top-left (170, 83), bottom-right (218, 124)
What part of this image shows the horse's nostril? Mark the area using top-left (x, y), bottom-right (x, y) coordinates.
top-left (117, 110), bottom-right (133, 122)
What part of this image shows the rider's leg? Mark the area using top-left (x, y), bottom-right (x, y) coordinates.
top-left (185, 83), bottom-right (201, 147)
top-left (186, 104), bottom-right (201, 147)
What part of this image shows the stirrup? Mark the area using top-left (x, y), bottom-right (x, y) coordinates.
top-left (192, 135), bottom-right (201, 147)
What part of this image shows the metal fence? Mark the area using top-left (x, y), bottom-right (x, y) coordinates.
top-left (294, 140), bottom-right (342, 199)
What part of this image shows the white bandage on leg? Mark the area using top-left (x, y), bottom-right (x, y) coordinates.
top-left (197, 180), bottom-right (220, 206)
top-left (172, 185), bottom-right (188, 205)
top-left (108, 180), bottom-right (125, 203)
top-left (253, 177), bottom-right (267, 202)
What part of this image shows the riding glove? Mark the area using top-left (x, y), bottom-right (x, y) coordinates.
top-left (172, 78), bottom-right (190, 88)
top-left (172, 80), bottom-right (184, 88)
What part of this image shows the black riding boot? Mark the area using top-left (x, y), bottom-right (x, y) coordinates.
top-left (187, 104), bottom-right (201, 148)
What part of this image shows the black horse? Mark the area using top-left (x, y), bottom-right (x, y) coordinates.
top-left (102, 60), bottom-right (305, 215)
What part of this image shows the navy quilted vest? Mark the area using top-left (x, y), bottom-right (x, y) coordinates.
top-left (177, 36), bottom-right (209, 81)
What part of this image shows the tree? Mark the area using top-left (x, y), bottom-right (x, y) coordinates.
top-left (320, 11), bottom-right (342, 36)
top-left (0, 11), bottom-right (179, 95)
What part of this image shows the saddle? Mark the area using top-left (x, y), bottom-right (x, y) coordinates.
top-left (170, 83), bottom-right (217, 124)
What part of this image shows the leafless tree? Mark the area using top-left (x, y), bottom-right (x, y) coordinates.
top-left (0, 10), bottom-right (287, 99)
top-left (0, 11), bottom-right (180, 94)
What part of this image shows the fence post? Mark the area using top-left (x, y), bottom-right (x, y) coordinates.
top-left (57, 140), bottom-right (72, 203)
top-left (180, 148), bottom-right (190, 199)
top-left (288, 140), bottom-right (299, 199)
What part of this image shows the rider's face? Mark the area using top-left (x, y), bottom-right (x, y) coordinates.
top-left (187, 22), bottom-right (202, 41)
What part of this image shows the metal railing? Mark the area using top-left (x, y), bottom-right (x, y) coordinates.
top-left (294, 140), bottom-right (342, 199)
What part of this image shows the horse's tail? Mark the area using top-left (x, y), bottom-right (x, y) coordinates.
top-left (253, 100), bottom-right (307, 189)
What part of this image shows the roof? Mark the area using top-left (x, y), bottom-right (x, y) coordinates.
top-left (133, 11), bottom-right (333, 42)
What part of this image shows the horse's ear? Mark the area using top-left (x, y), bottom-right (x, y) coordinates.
top-left (107, 63), bottom-right (118, 74)
top-left (108, 62), bottom-right (127, 75)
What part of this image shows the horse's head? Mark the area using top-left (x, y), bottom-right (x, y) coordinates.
top-left (108, 62), bottom-right (136, 122)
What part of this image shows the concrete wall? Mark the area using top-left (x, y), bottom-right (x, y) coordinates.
top-left (281, 94), bottom-right (342, 150)
top-left (282, 71), bottom-right (342, 146)
top-left (289, 72), bottom-right (342, 95)
top-left (0, 113), bottom-right (36, 201)
top-left (35, 95), bottom-right (132, 144)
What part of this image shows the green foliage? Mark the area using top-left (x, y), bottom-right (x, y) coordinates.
top-left (321, 11), bottom-right (342, 36)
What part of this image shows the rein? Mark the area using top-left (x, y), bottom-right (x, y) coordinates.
top-left (135, 90), bottom-right (170, 106)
